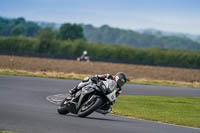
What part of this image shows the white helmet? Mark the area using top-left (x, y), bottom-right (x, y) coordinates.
top-left (83, 50), bottom-right (87, 55)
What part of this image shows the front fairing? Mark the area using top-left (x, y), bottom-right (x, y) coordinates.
top-left (102, 79), bottom-right (117, 93)
top-left (106, 90), bottom-right (117, 102)
top-left (81, 85), bottom-right (95, 95)
top-left (102, 79), bottom-right (118, 102)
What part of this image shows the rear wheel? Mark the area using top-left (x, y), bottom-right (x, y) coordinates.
top-left (57, 99), bottom-right (69, 115)
top-left (78, 96), bottom-right (102, 117)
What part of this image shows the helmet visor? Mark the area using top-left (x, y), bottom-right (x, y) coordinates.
top-left (116, 76), bottom-right (126, 87)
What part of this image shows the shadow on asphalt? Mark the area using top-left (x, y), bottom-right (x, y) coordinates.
top-left (64, 114), bottom-right (132, 123)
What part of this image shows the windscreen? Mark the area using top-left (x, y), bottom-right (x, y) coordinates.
top-left (107, 79), bottom-right (116, 91)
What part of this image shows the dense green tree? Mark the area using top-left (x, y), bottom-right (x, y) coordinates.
top-left (24, 22), bottom-right (40, 37)
top-left (0, 17), bottom-right (12, 36)
top-left (0, 17), bottom-right (40, 37)
top-left (11, 25), bottom-right (24, 36)
top-left (38, 27), bottom-right (55, 53)
top-left (14, 17), bottom-right (25, 25)
top-left (59, 23), bottom-right (85, 41)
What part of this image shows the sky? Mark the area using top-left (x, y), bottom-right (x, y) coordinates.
top-left (0, 0), bottom-right (200, 35)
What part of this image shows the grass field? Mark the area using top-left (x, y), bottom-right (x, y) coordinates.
top-left (1, 69), bottom-right (200, 88)
top-left (113, 96), bottom-right (200, 128)
top-left (0, 55), bottom-right (200, 88)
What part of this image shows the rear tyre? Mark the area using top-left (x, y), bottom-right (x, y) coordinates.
top-left (78, 96), bottom-right (102, 117)
top-left (57, 99), bottom-right (69, 115)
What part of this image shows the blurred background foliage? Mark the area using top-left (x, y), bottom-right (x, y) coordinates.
top-left (0, 16), bottom-right (200, 68)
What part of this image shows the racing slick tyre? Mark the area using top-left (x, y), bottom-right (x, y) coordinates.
top-left (57, 99), bottom-right (69, 115)
top-left (78, 96), bottom-right (102, 117)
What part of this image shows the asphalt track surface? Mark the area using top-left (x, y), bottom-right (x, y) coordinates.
top-left (0, 75), bottom-right (200, 133)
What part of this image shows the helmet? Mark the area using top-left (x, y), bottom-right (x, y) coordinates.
top-left (83, 50), bottom-right (87, 55)
top-left (115, 72), bottom-right (127, 88)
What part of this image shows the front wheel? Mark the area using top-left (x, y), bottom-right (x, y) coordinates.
top-left (78, 96), bottom-right (102, 117)
top-left (57, 99), bottom-right (69, 115)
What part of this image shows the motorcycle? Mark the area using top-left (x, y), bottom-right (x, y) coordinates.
top-left (57, 78), bottom-right (117, 117)
top-left (77, 56), bottom-right (90, 62)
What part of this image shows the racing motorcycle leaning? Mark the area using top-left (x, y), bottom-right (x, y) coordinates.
top-left (57, 78), bottom-right (118, 117)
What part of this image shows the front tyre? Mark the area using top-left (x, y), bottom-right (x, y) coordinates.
top-left (57, 99), bottom-right (69, 115)
top-left (78, 96), bottom-right (102, 117)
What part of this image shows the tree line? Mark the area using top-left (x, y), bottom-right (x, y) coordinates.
top-left (83, 25), bottom-right (200, 51)
top-left (0, 17), bottom-right (40, 37)
top-left (0, 36), bottom-right (200, 68)
top-left (0, 17), bottom-right (84, 41)
top-left (1, 17), bottom-right (200, 51)
top-left (0, 16), bottom-right (200, 68)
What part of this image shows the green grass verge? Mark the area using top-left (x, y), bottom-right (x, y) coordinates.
top-left (131, 79), bottom-right (200, 88)
top-left (112, 96), bottom-right (200, 128)
top-left (0, 69), bottom-right (200, 88)
top-left (0, 69), bottom-right (89, 80)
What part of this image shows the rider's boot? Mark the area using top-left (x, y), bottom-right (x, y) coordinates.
top-left (96, 104), bottom-right (112, 115)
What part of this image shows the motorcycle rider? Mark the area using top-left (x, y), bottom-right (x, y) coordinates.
top-left (69, 72), bottom-right (127, 114)
top-left (80, 50), bottom-right (90, 62)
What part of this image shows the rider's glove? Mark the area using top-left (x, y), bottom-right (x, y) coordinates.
top-left (107, 74), bottom-right (113, 79)
top-left (91, 75), bottom-right (99, 84)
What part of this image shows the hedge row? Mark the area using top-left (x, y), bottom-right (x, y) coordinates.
top-left (0, 36), bottom-right (200, 68)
